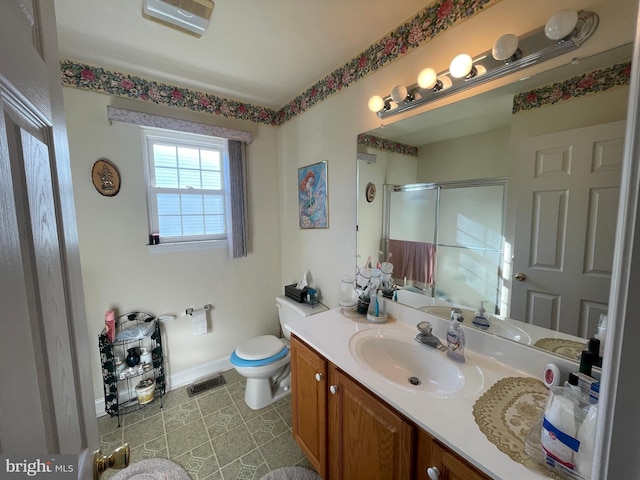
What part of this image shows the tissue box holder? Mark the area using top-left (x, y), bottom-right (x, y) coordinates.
top-left (285, 284), bottom-right (308, 303)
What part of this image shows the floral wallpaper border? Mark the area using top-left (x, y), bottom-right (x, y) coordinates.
top-left (60, 0), bottom-right (499, 127)
top-left (513, 62), bottom-right (632, 113)
top-left (357, 133), bottom-right (418, 157)
top-left (61, 60), bottom-right (281, 126)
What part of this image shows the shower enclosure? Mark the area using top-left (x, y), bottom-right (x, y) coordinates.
top-left (383, 178), bottom-right (507, 315)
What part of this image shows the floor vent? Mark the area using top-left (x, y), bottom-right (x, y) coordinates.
top-left (187, 374), bottom-right (226, 396)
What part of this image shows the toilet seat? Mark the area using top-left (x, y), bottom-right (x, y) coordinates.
top-left (230, 335), bottom-right (288, 367)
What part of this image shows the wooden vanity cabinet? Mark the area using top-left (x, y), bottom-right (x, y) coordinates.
top-left (291, 335), bottom-right (490, 480)
top-left (290, 334), bottom-right (328, 477)
top-left (416, 429), bottom-right (492, 480)
top-left (328, 366), bottom-right (414, 480)
top-left (291, 335), bottom-right (413, 480)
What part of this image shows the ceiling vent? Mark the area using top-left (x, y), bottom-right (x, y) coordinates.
top-left (143, 0), bottom-right (214, 37)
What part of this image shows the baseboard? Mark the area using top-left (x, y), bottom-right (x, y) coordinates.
top-left (95, 355), bottom-right (232, 417)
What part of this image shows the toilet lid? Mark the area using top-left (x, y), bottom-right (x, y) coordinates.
top-left (235, 335), bottom-right (285, 360)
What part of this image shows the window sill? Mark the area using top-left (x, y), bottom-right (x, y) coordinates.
top-left (146, 239), bottom-right (226, 254)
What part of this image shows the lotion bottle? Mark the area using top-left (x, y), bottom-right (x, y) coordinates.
top-left (472, 301), bottom-right (490, 329)
top-left (446, 316), bottom-right (465, 362)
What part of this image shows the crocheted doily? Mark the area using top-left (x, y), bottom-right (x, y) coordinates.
top-left (472, 376), bottom-right (559, 478)
top-left (533, 338), bottom-right (587, 361)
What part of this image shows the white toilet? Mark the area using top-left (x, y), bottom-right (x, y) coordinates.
top-left (230, 295), bottom-right (327, 410)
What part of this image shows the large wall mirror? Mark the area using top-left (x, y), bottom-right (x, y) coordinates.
top-left (356, 42), bottom-right (632, 362)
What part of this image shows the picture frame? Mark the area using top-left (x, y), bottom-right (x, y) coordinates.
top-left (298, 160), bottom-right (328, 229)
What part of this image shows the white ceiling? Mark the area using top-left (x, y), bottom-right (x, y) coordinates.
top-left (53, 0), bottom-right (429, 109)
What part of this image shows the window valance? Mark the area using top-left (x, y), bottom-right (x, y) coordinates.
top-left (107, 106), bottom-right (252, 144)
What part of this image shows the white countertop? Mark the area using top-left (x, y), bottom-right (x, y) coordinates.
top-left (286, 300), bottom-right (576, 480)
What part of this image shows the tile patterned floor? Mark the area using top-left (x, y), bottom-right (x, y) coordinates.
top-left (97, 369), bottom-right (314, 479)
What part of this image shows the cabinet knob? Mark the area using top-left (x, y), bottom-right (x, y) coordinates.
top-left (329, 385), bottom-right (339, 394)
top-left (315, 372), bottom-right (323, 382)
top-left (427, 467), bottom-right (440, 480)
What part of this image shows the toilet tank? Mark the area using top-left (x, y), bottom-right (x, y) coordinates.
top-left (276, 295), bottom-right (328, 339)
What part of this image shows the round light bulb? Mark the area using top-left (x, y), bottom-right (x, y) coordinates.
top-left (545, 9), bottom-right (578, 41)
top-left (449, 54), bottom-right (473, 79)
top-left (390, 84), bottom-right (408, 104)
top-left (492, 33), bottom-right (519, 61)
top-left (368, 95), bottom-right (385, 113)
top-left (417, 68), bottom-right (438, 89)
top-left (438, 75), bottom-right (452, 90)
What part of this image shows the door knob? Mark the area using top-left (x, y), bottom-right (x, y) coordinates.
top-left (315, 372), bottom-right (323, 382)
top-left (427, 466), bottom-right (440, 479)
top-left (515, 272), bottom-right (527, 281)
top-left (94, 443), bottom-right (130, 479)
top-left (329, 385), bottom-right (339, 394)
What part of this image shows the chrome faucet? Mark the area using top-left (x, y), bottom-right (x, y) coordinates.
top-left (415, 321), bottom-right (445, 350)
top-left (450, 308), bottom-right (464, 322)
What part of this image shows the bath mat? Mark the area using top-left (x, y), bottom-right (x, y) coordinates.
top-left (110, 458), bottom-right (190, 480)
top-left (472, 376), bottom-right (559, 478)
top-left (259, 466), bottom-right (321, 480)
top-left (533, 338), bottom-right (586, 361)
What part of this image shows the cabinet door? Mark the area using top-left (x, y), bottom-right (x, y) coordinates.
top-left (416, 429), bottom-right (491, 480)
top-left (290, 336), bottom-right (327, 477)
top-left (328, 367), bottom-right (414, 480)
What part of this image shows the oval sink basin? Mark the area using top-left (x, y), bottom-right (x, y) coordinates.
top-left (349, 327), bottom-right (483, 398)
top-left (419, 306), bottom-right (532, 345)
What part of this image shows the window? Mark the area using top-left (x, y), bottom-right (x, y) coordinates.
top-left (143, 128), bottom-right (228, 244)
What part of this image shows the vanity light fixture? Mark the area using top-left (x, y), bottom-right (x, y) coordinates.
top-left (368, 9), bottom-right (598, 119)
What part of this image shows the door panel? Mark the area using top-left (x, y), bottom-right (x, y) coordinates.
top-left (328, 368), bottom-right (413, 480)
top-left (0, 99), bottom-right (54, 454)
top-left (0, 0), bottom-right (96, 464)
top-left (290, 337), bottom-right (327, 477)
top-left (511, 121), bottom-right (625, 337)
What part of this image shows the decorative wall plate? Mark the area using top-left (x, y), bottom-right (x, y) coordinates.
top-left (92, 158), bottom-right (121, 197)
top-left (365, 182), bottom-right (376, 203)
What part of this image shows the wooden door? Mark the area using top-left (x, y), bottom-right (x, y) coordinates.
top-left (0, 0), bottom-right (97, 469)
top-left (416, 430), bottom-right (491, 480)
top-left (290, 336), bottom-right (328, 477)
top-left (328, 367), bottom-right (413, 480)
top-left (510, 121), bottom-right (625, 337)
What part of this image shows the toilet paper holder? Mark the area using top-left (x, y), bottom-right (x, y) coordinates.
top-left (186, 304), bottom-right (212, 316)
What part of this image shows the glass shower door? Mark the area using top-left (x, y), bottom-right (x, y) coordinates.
top-left (435, 183), bottom-right (505, 314)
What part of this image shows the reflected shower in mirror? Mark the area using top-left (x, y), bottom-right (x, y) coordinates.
top-left (356, 44), bottom-right (632, 361)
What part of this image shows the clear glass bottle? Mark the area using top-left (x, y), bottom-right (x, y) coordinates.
top-left (446, 317), bottom-right (465, 362)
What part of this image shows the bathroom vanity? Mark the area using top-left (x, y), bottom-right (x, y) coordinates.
top-left (291, 335), bottom-right (491, 480)
top-left (288, 302), bottom-right (575, 479)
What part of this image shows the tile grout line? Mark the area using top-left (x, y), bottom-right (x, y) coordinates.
top-left (228, 382), bottom-right (270, 475)
top-left (161, 403), bottom-right (171, 462)
top-left (195, 386), bottom-right (224, 479)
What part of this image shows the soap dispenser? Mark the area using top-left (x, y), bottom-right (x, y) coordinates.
top-left (446, 315), bottom-right (465, 363)
top-left (472, 301), bottom-right (490, 330)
